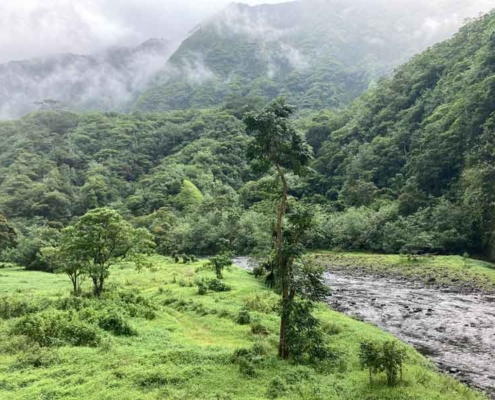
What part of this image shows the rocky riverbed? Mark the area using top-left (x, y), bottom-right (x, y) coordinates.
top-left (325, 270), bottom-right (495, 398)
top-left (233, 257), bottom-right (495, 398)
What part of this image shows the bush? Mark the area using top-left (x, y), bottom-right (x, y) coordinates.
top-left (0, 297), bottom-right (40, 320)
top-left (208, 278), bottom-right (231, 292)
top-left (266, 376), bottom-right (288, 399)
top-left (195, 278), bottom-right (231, 295)
top-left (250, 321), bottom-right (270, 336)
top-left (196, 278), bottom-right (209, 295)
top-left (359, 340), bottom-right (407, 386)
top-left (14, 344), bottom-right (59, 369)
top-left (235, 309), bottom-right (251, 325)
top-left (243, 293), bottom-right (278, 313)
top-left (238, 357), bottom-right (256, 377)
top-left (13, 311), bottom-right (101, 347)
top-left (97, 309), bottom-right (137, 336)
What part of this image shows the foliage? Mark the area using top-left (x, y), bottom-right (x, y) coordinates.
top-left (0, 213), bottom-right (16, 255)
top-left (359, 340), bottom-right (408, 386)
top-left (58, 208), bottom-right (155, 297)
top-left (0, 256), bottom-right (484, 399)
top-left (12, 310), bottom-right (101, 347)
top-left (208, 252), bottom-right (233, 279)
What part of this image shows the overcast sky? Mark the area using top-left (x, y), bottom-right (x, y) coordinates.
top-left (0, 0), bottom-right (286, 63)
top-left (0, 0), bottom-right (492, 64)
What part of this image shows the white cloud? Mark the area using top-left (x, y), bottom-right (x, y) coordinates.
top-left (0, 0), bottom-right (287, 63)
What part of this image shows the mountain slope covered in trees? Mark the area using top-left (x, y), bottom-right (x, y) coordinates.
top-left (307, 10), bottom-right (495, 257)
top-left (1, 8), bottom-right (495, 268)
top-left (135, 0), bottom-right (490, 112)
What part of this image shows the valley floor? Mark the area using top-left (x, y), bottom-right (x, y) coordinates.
top-left (0, 256), bottom-right (487, 399)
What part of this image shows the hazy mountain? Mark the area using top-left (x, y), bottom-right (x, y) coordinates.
top-left (0, 38), bottom-right (170, 119)
top-left (135, 0), bottom-right (492, 112)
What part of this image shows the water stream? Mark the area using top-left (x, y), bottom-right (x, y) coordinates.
top-left (233, 257), bottom-right (495, 397)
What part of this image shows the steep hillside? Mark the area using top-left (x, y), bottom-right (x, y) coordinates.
top-left (0, 39), bottom-right (170, 119)
top-left (135, 0), bottom-right (491, 112)
top-left (307, 10), bottom-right (495, 256)
top-left (1, 8), bottom-right (495, 264)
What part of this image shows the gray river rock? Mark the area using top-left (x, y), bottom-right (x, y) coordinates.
top-left (326, 271), bottom-right (495, 398)
top-left (233, 257), bottom-right (495, 398)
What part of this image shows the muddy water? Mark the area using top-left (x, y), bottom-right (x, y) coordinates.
top-left (325, 271), bottom-right (495, 398)
top-left (233, 257), bottom-right (495, 397)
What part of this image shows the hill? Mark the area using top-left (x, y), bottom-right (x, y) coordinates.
top-left (135, 0), bottom-right (491, 112)
top-left (305, 10), bottom-right (495, 257)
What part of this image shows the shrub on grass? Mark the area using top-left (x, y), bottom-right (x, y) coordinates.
top-left (97, 309), bottom-right (137, 336)
top-left (359, 340), bottom-right (407, 386)
top-left (250, 321), bottom-right (270, 336)
top-left (266, 376), bottom-right (288, 399)
top-left (14, 344), bottom-right (59, 369)
top-left (207, 278), bottom-right (231, 292)
top-left (13, 311), bottom-right (100, 347)
top-left (236, 309), bottom-right (251, 325)
top-left (238, 357), bottom-right (257, 377)
top-left (0, 297), bottom-right (40, 320)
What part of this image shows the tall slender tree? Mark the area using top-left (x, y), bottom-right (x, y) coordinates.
top-left (244, 97), bottom-right (313, 359)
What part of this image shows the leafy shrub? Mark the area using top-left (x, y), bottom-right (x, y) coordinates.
top-left (196, 278), bottom-right (209, 295)
top-left (235, 309), bottom-right (251, 325)
top-left (266, 376), bottom-right (288, 399)
top-left (196, 278), bottom-right (231, 295)
top-left (97, 309), bottom-right (137, 336)
top-left (0, 297), bottom-right (40, 320)
top-left (359, 340), bottom-right (407, 386)
top-left (14, 344), bottom-right (59, 369)
top-left (250, 321), bottom-right (270, 336)
top-left (238, 357), bottom-right (256, 377)
top-left (243, 293), bottom-right (278, 313)
top-left (208, 278), bottom-right (231, 292)
top-left (13, 311), bottom-right (101, 347)
top-left (251, 340), bottom-right (271, 356)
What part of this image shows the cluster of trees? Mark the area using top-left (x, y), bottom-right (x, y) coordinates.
top-left (301, 11), bottom-right (495, 258)
top-left (1, 11), bottom-right (495, 280)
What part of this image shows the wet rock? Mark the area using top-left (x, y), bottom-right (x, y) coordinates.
top-left (323, 270), bottom-right (495, 398)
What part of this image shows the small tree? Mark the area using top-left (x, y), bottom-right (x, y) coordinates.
top-left (208, 253), bottom-right (233, 279)
top-left (41, 241), bottom-right (87, 296)
top-left (359, 340), bottom-right (407, 386)
top-left (245, 98), bottom-right (313, 360)
top-left (62, 208), bottom-right (155, 297)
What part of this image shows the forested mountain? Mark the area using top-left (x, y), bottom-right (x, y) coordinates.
top-left (1, 7), bottom-right (495, 269)
top-left (0, 39), bottom-right (170, 119)
top-left (135, 0), bottom-right (490, 112)
top-left (306, 10), bottom-right (495, 257)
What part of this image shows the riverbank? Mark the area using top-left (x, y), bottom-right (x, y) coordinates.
top-left (314, 252), bottom-right (495, 293)
top-left (0, 256), bottom-right (485, 399)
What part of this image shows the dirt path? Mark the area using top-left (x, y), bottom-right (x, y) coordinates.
top-left (325, 271), bottom-right (495, 398)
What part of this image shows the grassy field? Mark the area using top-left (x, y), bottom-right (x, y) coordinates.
top-left (313, 251), bottom-right (495, 292)
top-left (0, 256), bottom-right (486, 399)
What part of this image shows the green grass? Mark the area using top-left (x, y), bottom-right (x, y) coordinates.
top-left (0, 256), bottom-right (487, 399)
top-left (314, 251), bottom-right (495, 292)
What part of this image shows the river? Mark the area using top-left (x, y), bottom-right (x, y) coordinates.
top-left (233, 257), bottom-right (495, 397)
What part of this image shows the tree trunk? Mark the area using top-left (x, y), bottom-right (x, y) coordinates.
top-left (274, 164), bottom-right (288, 252)
top-left (274, 163), bottom-right (290, 359)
